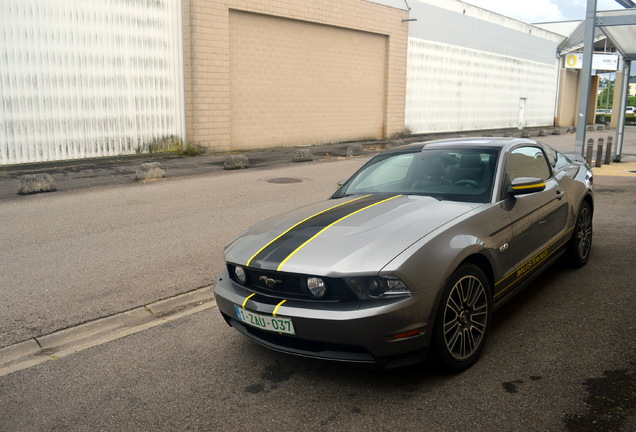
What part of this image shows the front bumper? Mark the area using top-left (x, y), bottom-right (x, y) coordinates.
top-left (213, 267), bottom-right (436, 368)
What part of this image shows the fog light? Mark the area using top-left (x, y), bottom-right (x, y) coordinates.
top-left (234, 266), bottom-right (247, 285)
top-left (306, 277), bottom-right (327, 298)
top-left (368, 279), bottom-right (386, 297)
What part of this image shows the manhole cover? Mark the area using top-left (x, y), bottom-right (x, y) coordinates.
top-left (267, 177), bottom-right (302, 184)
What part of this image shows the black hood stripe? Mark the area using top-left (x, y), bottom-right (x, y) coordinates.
top-left (247, 194), bottom-right (401, 270)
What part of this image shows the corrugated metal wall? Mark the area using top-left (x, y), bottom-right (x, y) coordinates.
top-left (405, 0), bottom-right (563, 134)
top-left (406, 39), bottom-right (559, 133)
top-left (0, 0), bottom-right (185, 165)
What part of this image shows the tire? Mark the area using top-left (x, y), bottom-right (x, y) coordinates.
top-left (431, 263), bottom-right (492, 373)
top-left (568, 201), bottom-right (593, 267)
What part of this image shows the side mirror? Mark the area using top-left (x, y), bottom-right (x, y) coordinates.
top-left (508, 177), bottom-right (546, 196)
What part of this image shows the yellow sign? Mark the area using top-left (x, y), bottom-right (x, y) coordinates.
top-left (564, 53), bottom-right (619, 71)
top-left (566, 54), bottom-right (579, 68)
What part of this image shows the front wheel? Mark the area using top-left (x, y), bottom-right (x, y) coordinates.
top-left (568, 201), bottom-right (593, 267)
top-left (431, 264), bottom-right (492, 373)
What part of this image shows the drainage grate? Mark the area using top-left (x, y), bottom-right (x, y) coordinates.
top-left (267, 177), bottom-right (302, 184)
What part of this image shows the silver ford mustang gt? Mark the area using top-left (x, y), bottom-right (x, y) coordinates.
top-left (213, 138), bottom-right (594, 371)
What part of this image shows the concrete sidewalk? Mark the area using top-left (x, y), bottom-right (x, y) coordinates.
top-left (1, 126), bottom-right (634, 199)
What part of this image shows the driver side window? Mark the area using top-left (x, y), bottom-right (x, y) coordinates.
top-left (506, 147), bottom-right (551, 182)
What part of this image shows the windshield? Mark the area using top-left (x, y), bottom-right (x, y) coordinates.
top-left (333, 148), bottom-right (500, 203)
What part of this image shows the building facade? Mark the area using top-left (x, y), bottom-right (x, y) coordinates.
top-left (405, 0), bottom-right (564, 134)
top-left (1, 0), bottom-right (186, 164)
top-left (1, 0), bottom-right (408, 164)
top-left (184, 0), bottom-right (409, 153)
top-left (2, 0), bottom-right (569, 165)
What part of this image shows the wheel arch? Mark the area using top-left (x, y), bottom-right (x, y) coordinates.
top-left (457, 253), bottom-right (496, 296)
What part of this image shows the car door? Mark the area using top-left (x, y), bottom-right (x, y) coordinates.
top-left (501, 145), bottom-right (569, 284)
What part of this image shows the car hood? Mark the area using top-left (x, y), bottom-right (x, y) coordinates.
top-left (224, 194), bottom-right (478, 276)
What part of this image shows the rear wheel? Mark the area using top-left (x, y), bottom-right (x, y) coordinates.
top-left (431, 264), bottom-right (492, 372)
top-left (568, 201), bottom-right (593, 267)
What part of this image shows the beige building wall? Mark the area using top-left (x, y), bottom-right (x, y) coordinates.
top-left (588, 75), bottom-right (599, 126)
top-left (557, 69), bottom-right (580, 127)
top-left (183, 0), bottom-right (408, 153)
top-left (611, 71), bottom-right (626, 129)
top-left (556, 70), bottom-right (598, 127)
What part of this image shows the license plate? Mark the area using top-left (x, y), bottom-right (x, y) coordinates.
top-left (234, 306), bottom-right (296, 335)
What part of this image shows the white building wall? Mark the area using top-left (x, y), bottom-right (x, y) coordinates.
top-left (405, 0), bottom-right (564, 134)
top-left (0, 0), bottom-right (185, 165)
top-left (406, 39), bottom-right (560, 133)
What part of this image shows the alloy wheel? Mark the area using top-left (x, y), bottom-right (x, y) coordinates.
top-left (576, 206), bottom-right (593, 260)
top-left (443, 275), bottom-right (489, 361)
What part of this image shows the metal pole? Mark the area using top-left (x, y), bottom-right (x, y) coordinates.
top-left (574, 0), bottom-right (598, 155)
top-left (605, 73), bottom-right (611, 111)
top-left (614, 60), bottom-right (631, 162)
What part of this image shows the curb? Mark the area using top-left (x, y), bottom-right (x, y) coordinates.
top-left (0, 286), bottom-right (215, 377)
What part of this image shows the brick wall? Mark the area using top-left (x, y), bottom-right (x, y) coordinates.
top-left (183, 0), bottom-right (408, 152)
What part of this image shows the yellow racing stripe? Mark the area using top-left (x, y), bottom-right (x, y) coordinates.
top-left (241, 293), bottom-right (256, 309)
top-left (272, 300), bottom-right (286, 317)
top-left (276, 195), bottom-right (403, 271)
top-left (246, 195), bottom-right (371, 267)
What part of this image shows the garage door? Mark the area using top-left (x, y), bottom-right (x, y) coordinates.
top-left (229, 10), bottom-right (387, 149)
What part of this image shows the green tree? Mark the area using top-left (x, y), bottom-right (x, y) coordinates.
top-left (597, 85), bottom-right (613, 108)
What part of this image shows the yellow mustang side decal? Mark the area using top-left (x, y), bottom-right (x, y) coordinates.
top-left (494, 227), bottom-right (573, 300)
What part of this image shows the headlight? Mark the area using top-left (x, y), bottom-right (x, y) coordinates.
top-left (233, 266), bottom-right (247, 285)
top-left (345, 276), bottom-right (409, 300)
top-left (306, 277), bottom-right (327, 298)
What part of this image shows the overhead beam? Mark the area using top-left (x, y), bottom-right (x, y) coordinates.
top-left (596, 14), bottom-right (636, 26)
top-left (614, 61), bottom-right (631, 162)
top-left (613, 0), bottom-right (636, 8)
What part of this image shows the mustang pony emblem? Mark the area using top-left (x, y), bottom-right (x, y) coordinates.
top-left (259, 275), bottom-right (281, 288)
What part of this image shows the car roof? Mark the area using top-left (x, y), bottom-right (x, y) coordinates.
top-left (383, 137), bottom-right (543, 155)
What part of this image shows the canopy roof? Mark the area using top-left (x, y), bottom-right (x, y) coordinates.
top-left (597, 8), bottom-right (636, 61)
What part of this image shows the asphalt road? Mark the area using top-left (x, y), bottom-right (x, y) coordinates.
top-left (0, 170), bottom-right (635, 431)
top-left (1, 135), bottom-right (635, 431)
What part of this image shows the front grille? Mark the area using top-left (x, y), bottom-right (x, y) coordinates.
top-left (228, 264), bottom-right (355, 302)
top-left (247, 268), bottom-right (304, 296)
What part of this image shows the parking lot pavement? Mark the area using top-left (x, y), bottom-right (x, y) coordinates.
top-left (1, 127), bottom-right (635, 431)
top-left (0, 170), bottom-right (634, 430)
